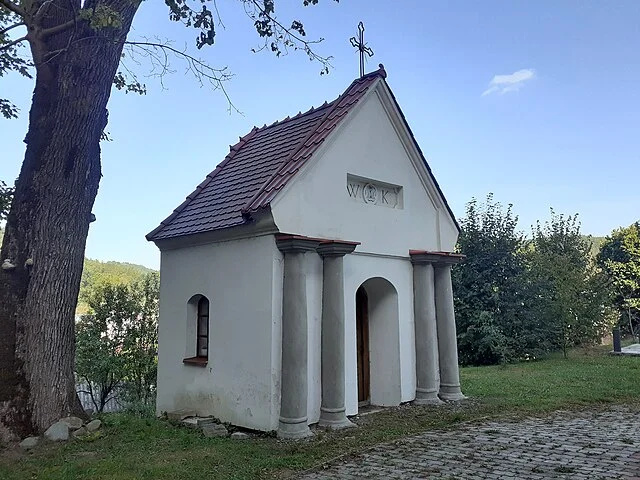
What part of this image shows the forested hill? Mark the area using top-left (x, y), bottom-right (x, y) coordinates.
top-left (80, 258), bottom-right (155, 290)
top-left (583, 235), bottom-right (606, 258)
top-left (77, 258), bottom-right (157, 313)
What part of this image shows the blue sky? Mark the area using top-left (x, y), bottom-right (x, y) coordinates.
top-left (1, 0), bottom-right (639, 269)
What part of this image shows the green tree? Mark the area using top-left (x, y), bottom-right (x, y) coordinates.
top-left (598, 222), bottom-right (640, 336)
top-left (76, 284), bottom-right (132, 413)
top-left (453, 194), bottom-right (547, 365)
top-left (529, 211), bottom-right (614, 357)
top-left (0, 0), bottom-right (336, 440)
top-left (0, 180), bottom-right (12, 221)
top-left (120, 273), bottom-right (159, 407)
top-left (77, 258), bottom-right (155, 313)
top-left (76, 272), bottom-right (159, 413)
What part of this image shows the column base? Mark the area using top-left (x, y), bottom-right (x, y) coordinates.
top-left (414, 388), bottom-right (443, 405)
top-left (438, 383), bottom-right (466, 402)
top-left (318, 407), bottom-right (356, 430)
top-left (277, 416), bottom-right (313, 440)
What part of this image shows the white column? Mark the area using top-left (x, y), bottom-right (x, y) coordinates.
top-left (276, 236), bottom-right (320, 439)
top-left (317, 241), bottom-right (358, 429)
top-left (411, 256), bottom-right (442, 405)
top-left (434, 263), bottom-right (465, 401)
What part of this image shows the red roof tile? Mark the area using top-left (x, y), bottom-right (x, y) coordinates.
top-left (147, 66), bottom-right (386, 241)
top-left (147, 64), bottom-right (460, 242)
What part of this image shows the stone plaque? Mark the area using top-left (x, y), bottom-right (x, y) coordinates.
top-left (346, 175), bottom-right (403, 209)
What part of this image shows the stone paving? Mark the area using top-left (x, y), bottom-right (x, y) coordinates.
top-left (620, 344), bottom-right (640, 356)
top-left (301, 407), bottom-right (640, 479)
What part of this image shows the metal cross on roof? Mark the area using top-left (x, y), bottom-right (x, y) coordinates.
top-left (350, 21), bottom-right (374, 78)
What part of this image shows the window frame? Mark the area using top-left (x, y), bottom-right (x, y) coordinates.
top-left (196, 296), bottom-right (209, 359)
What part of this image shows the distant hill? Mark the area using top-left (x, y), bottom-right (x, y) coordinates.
top-left (582, 235), bottom-right (606, 259)
top-left (78, 258), bottom-right (157, 314)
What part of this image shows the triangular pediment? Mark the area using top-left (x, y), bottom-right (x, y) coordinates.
top-left (269, 77), bottom-right (459, 252)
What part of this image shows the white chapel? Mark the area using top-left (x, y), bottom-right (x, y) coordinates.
top-left (147, 65), bottom-right (465, 439)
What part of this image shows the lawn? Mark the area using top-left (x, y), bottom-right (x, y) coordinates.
top-left (1, 349), bottom-right (639, 480)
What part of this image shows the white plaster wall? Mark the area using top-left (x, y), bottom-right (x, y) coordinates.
top-left (270, 249), bottom-right (284, 427)
top-left (270, 89), bottom-right (459, 254)
top-left (342, 253), bottom-right (416, 415)
top-left (156, 234), bottom-right (282, 431)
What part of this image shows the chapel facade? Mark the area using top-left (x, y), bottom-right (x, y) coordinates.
top-left (147, 65), bottom-right (465, 439)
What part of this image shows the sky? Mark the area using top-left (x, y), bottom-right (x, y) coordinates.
top-left (1, 0), bottom-right (639, 269)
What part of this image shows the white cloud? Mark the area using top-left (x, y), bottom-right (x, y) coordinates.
top-left (482, 69), bottom-right (536, 96)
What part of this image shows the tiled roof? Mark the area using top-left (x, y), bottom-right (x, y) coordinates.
top-left (146, 65), bottom-right (387, 241)
top-left (147, 63), bottom-right (460, 242)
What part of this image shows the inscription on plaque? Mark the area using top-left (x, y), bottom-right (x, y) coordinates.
top-left (346, 174), bottom-right (403, 209)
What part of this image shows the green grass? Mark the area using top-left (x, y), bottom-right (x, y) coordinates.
top-left (2, 349), bottom-right (639, 480)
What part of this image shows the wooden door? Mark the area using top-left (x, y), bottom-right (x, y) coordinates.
top-left (356, 286), bottom-right (370, 404)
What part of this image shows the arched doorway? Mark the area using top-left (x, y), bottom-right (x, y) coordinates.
top-left (355, 277), bottom-right (401, 408)
top-left (356, 286), bottom-right (370, 404)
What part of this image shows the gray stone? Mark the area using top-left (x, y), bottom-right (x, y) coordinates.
top-left (180, 417), bottom-right (200, 428)
top-left (182, 416), bottom-right (215, 428)
top-left (19, 436), bottom-right (39, 449)
top-left (195, 416), bottom-right (216, 426)
top-left (230, 432), bottom-right (250, 440)
top-left (167, 409), bottom-right (197, 421)
top-left (44, 421), bottom-right (69, 441)
top-left (60, 416), bottom-right (84, 431)
top-left (86, 419), bottom-right (102, 432)
top-left (202, 423), bottom-right (228, 438)
top-left (73, 426), bottom-right (88, 438)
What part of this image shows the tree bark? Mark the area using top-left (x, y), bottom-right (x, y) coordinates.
top-left (0, 0), bottom-right (139, 441)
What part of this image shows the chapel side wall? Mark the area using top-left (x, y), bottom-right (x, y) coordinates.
top-left (270, 92), bottom-right (459, 255)
top-left (156, 234), bottom-right (281, 431)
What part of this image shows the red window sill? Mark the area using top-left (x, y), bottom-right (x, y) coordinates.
top-left (183, 357), bottom-right (208, 367)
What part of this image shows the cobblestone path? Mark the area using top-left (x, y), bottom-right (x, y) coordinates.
top-left (301, 407), bottom-right (640, 479)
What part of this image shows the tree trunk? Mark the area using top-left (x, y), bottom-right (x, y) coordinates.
top-left (0, 2), bottom-right (138, 441)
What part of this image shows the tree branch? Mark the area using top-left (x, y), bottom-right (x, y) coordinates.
top-left (124, 39), bottom-right (238, 112)
top-left (39, 17), bottom-right (76, 38)
top-left (0, 34), bottom-right (28, 51)
top-left (250, 0), bottom-right (307, 45)
top-left (33, 0), bottom-right (55, 23)
top-left (0, 0), bottom-right (27, 19)
top-left (243, 0), bottom-right (332, 74)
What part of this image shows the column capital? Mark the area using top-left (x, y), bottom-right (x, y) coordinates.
top-left (409, 250), bottom-right (465, 266)
top-left (317, 240), bottom-right (359, 258)
top-left (276, 234), bottom-right (320, 253)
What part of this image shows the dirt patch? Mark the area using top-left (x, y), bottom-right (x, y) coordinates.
top-left (0, 444), bottom-right (25, 463)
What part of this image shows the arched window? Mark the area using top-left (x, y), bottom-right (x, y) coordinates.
top-left (197, 297), bottom-right (209, 359)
